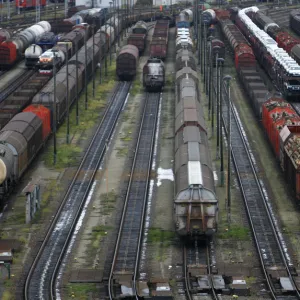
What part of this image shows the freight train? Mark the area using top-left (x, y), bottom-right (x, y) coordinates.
top-left (0, 10), bottom-right (163, 200)
top-left (25, 32), bottom-right (59, 68)
top-left (216, 9), bottom-right (300, 200)
top-left (0, 21), bottom-right (51, 68)
top-left (235, 7), bottom-right (300, 100)
top-left (0, 27), bottom-right (108, 199)
top-left (174, 21), bottom-right (218, 238)
top-left (250, 9), bottom-right (300, 54)
top-left (127, 21), bottom-right (148, 53)
top-left (150, 19), bottom-right (169, 59)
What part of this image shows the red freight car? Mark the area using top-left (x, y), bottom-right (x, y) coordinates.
top-left (262, 98), bottom-right (300, 158)
top-left (127, 34), bottom-right (146, 53)
top-left (280, 125), bottom-right (300, 200)
top-left (16, 0), bottom-right (46, 10)
top-left (150, 20), bottom-right (169, 60)
top-left (24, 105), bottom-right (51, 140)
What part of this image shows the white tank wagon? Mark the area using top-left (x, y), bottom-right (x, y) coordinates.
top-left (25, 44), bottom-right (43, 68)
top-left (0, 21), bottom-right (51, 67)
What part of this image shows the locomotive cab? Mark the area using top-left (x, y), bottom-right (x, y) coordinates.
top-left (143, 58), bottom-right (165, 92)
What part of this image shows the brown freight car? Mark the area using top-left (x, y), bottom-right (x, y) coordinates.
top-left (116, 45), bottom-right (139, 80)
top-left (150, 20), bottom-right (169, 60)
top-left (127, 34), bottom-right (146, 53)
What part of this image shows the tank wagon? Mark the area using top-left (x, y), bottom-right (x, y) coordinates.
top-left (236, 7), bottom-right (300, 99)
top-left (116, 45), bottom-right (139, 80)
top-left (25, 32), bottom-right (58, 68)
top-left (143, 58), bottom-right (165, 92)
top-left (25, 44), bottom-right (43, 68)
top-left (202, 9), bottom-right (216, 26)
top-left (35, 32), bottom-right (58, 52)
top-left (174, 15), bottom-right (218, 238)
top-left (132, 21), bottom-right (148, 35)
top-left (150, 20), bottom-right (169, 59)
top-left (176, 11), bottom-right (191, 28)
top-left (0, 21), bottom-right (51, 68)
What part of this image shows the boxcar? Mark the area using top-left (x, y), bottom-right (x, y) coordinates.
top-left (116, 45), bottom-right (139, 80)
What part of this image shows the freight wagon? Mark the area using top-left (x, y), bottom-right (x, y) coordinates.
top-left (150, 20), bottom-right (169, 59)
top-left (16, 0), bottom-right (46, 10)
top-left (116, 45), bottom-right (139, 80)
top-left (236, 7), bottom-right (300, 99)
top-left (174, 11), bottom-right (218, 238)
top-left (0, 21), bottom-right (51, 68)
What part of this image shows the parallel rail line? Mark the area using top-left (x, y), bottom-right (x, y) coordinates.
top-left (218, 78), bottom-right (300, 299)
top-left (24, 81), bottom-right (131, 300)
top-left (183, 241), bottom-right (220, 300)
top-left (0, 69), bottom-right (34, 103)
top-left (108, 92), bottom-right (160, 299)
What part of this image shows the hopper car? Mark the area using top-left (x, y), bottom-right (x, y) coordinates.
top-left (143, 58), bottom-right (165, 92)
top-left (174, 17), bottom-right (218, 238)
top-left (236, 7), bottom-right (300, 99)
top-left (0, 21), bottom-right (51, 69)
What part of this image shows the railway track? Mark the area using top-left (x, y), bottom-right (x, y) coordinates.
top-left (0, 69), bottom-right (35, 102)
top-left (184, 240), bottom-right (220, 300)
top-left (217, 77), bottom-right (300, 298)
top-left (24, 81), bottom-right (131, 300)
top-left (107, 92), bottom-right (160, 299)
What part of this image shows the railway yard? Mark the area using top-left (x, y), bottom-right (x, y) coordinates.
top-left (1, 1), bottom-right (300, 300)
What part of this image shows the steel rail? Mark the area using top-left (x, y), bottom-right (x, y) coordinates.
top-left (108, 92), bottom-right (160, 300)
top-left (24, 81), bottom-right (130, 300)
top-left (184, 241), bottom-right (219, 300)
top-left (0, 69), bottom-right (34, 103)
top-left (220, 81), bottom-right (300, 299)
